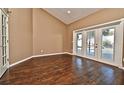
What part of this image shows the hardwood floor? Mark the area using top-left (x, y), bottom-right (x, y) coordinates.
top-left (0, 54), bottom-right (124, 85)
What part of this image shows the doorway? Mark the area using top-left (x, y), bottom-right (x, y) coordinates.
top-left (73, 20), bottom-right (123, 67)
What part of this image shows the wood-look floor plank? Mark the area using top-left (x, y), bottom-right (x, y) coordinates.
top-left (0, 54), bottom-right (124, 85)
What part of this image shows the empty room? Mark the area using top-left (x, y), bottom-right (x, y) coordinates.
top-left (0, 8), bottom-right (124, 85)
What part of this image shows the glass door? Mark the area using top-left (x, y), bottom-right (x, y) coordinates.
top-left (101, 27), bottom-right (115, 61)
top-left (97, 24), bottom-right (123, 66)
top-left (76, 32), bottom-right (83, 56)
top-left (73, 21), bottom-right (123, 67)
top-left (2, 14), bottom-right (7, 67)
top-left (85, 27), bottom-right (116, 63)
top-left (86, 30), bottom-right (97, 59)
top-left (0, 9), bottom-right (9, 78)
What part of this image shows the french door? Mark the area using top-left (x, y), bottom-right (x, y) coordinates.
top-left (86, 30), bottom-right (98, 59)
top-left (73, 22), bottom-right (123, 67)
top-left (75, 32), bottom-right (83, 56)
top-left (98, 26), bottom-right (115, 62)
top-left (0, 9), bottom-right (9, 78)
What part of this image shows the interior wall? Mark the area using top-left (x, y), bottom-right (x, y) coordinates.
top-left (9, 8), bottom-right (67, 65)
top-left (9, 8), bottom-right (33, 64)
top-left (32, 9), bottom-right (67, 55)
top-left (67, 8), bottom-right (124, 53)
top-left (8, 8), bottom-right (124, 65)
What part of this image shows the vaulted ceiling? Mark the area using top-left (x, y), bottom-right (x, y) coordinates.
top-left (43, 8), bottom-right (102, 24)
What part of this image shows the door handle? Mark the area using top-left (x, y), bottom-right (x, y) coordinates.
top-left (95, 44), bottom-right (98, 48)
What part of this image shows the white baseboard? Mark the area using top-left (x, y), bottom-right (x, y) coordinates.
top-left (64, 52), bottom-right (73, 55)
top-left (9, 56), bottom-right (33, 68)
top-left (9, 52), bottom-right (67, 67)
top-left (32, 52), bottom-right (65, 58)
top-left (119, 67), bottom-right (124, 70)
top-left (72, 53), bottom-right (124, 70)
top-left (9, 52), bottom-right (124, 70)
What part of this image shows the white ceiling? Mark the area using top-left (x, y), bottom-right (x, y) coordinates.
top-left (43, 8), bottom-right (102, 24)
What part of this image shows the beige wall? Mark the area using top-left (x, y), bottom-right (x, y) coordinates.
top-left (9, 8), bottom-right (67, 64)
top-left (9, 9), bottom-right (33, 64)
top-left (9, 8), bottom-right (124, 65)
top-left (67, 8), bottom-right (124, 53)
top-left (32, 9), bottom-right (67, 55)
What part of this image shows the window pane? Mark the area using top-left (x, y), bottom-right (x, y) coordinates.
top-left (1, 15), bottom-right (7, 66)
top-left (101, 28), bottom-right (115, 60)
top-left (87, 31), bottom-right (95, 56)
top-left (76, 33), bottom-right (82, 52)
